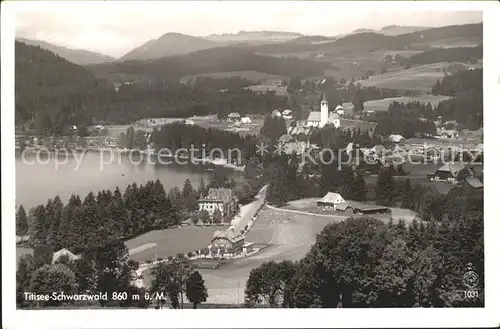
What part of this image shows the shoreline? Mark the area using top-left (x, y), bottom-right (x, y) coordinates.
top-left (16, 146), bottom-right (245, 171)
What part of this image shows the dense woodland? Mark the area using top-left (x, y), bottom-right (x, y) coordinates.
top-left (374, 101), bottom-right (437, 138)
top-left (432, 68), bottom-right (483, 129)
top-left (150, 123), bottom-right (258, 162)
top-left (407, 44), bottom-right (482, 65)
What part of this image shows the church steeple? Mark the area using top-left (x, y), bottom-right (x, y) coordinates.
top-left (320, 92), bottom-right (329, 127)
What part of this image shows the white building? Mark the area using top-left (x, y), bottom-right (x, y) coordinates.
top-left (317, 192), bottom-right (348, 211)
top-left (241, 116), bottom-right (252, 124)
top-left (306, 93), bottom-right (340, 128)
top-left (198, 188), bottom-right (237, 218)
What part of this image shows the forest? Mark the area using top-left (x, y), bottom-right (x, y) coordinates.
top-left (432, 68), bottom-right (483, 129)
top-left (408, 44), bottom-right (482, 65)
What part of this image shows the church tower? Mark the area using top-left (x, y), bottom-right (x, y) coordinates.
top-left (320, 92), bottom-right (329, 127)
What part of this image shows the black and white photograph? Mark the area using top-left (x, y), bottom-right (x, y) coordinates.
top-left (2, 1), bottom-right (499, 328)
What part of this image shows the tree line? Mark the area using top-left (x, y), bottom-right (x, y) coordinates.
top-left (15, 179), bottom-right (207, 252)
top-left (407, 45), bottom-right (482, 66)
top-left (432, 68), bottom-right (483, 130)
top-left (374, 101), bottom-right (437, 138)
top-left (245, 203), bottom-right (483, 307)
top-left (150, 122), bottom-right (258, 163)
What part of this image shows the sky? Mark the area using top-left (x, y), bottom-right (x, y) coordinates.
top-left (13, 1), bottom-right (482, 58)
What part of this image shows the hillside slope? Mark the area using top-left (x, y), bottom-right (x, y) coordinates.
top-left (15, 41), bottom-right (108, 130)
top-left (93, 47), bottom-right (329, 79)
top-left (16, 38), bottom-right (115, 65)
top-left (120, 33), bottom-right (220, 61)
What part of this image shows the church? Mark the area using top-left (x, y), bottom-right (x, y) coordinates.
top-left (306, 93), bottom-right (340, 128)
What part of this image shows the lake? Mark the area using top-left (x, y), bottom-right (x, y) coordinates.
top-left (15, 150), bottom-right (214, 210)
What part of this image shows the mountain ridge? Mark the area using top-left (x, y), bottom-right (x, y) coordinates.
top-left (16, 38), bottom-right (115, 65)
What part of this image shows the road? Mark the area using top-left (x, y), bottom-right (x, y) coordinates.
top-left (230, 184), bottom-right (268, 233)
top-left (133, 185), bottom-right (268, 288)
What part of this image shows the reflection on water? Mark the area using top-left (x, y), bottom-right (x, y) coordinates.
top-left (15, 150), bottom-right (215, 209)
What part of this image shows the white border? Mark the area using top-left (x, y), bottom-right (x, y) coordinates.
top-left (2, 1), bottom-right (499, 328)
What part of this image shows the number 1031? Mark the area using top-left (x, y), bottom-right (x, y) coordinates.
top-left (464, 290), bottom-right (479, 299)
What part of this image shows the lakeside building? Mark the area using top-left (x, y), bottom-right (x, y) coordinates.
top-left (198, 188), bottom-right (237, 219)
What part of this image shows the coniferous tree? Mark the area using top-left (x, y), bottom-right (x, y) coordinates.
top-left (401, 178), bottom-right (415, 209)
top-left (351, 174), bottom-right (367, 201)
top-left (16, 205), bottom-right (29, 236)
top-left (376, 168), bottom-right (396, 206)
top-left (182, 179), bottom-right (198, 212)
top-left (47, 195), bottom-right (64, 249)
top-left (186, 271), bottom-right (208, 309)
top-left (31, 204), bottom-right (48, 245)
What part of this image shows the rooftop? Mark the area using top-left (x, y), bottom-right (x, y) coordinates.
top-left (201, 188), bottom-right (234, 201)
top-left (318, 192), bottom-right (343, 204)
top-left (436, 162), bottom-right (465, 174)
top-left (306, 111), bottom-right (340, 122)
top-left (212, 229), bottom-right (244, 243)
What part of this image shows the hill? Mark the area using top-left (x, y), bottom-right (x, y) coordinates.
top-left (284, 35), bottom-right (335, 45)
top-left (378, 25), bottom-right (430, 36)
top-left (205, 30), bottom-right (302, 44)
top-left (15, 41), bottom-right (108, 132)
top-left (333, 23), bottom-right (482, 51)
top-left (120, 32), bottom-right (220, 61)
top-left (251, 23), bottom-right (482, 55)
top-left (16, 38), bottom-right (115, 65)
top-left (93, 47), bottom-right (329, 79)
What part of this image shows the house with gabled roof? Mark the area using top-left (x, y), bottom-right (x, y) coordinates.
top-left (317, 192), bottom-right (348, 211)
top-left (211, 229), bottom-right (245, 254)
top-left (198, 188), bottom-right (237, 220)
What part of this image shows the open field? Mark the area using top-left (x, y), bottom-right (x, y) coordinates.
top-left (362, 95), bottom-right (451, 112)
top-left (142, 207), bottom-right (345, 303)
top-left (355, 63), bottom-right (456, 91)
top-left (141, 197), bottom-right (423, 304)
top-left (283, 198), bottom-right (418, 224)
top-left (180, 70), bottom-right (285, 84)
top-left (125, 226), bottom-right (218, 262)
top-left (191, 117), bottom-right (264, 136)
top-left (246, 84), bottom-right (288, 96)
